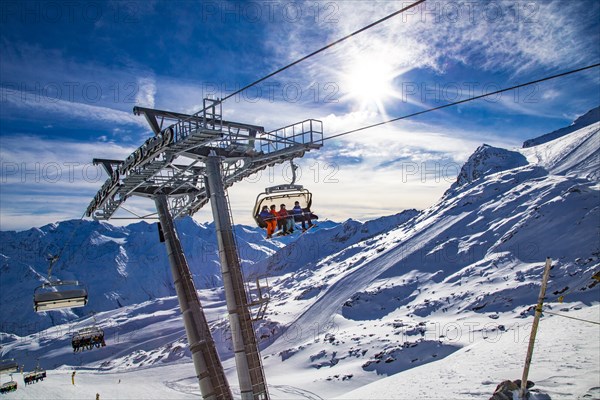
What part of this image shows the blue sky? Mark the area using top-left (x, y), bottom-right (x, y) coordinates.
top-left (1, 0), bottom-right (599, 231)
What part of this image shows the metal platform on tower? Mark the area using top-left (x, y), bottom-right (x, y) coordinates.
top-left (86, 99), bottom-right (323, 400)
top-left (87, 99), bottom-right (322, 221)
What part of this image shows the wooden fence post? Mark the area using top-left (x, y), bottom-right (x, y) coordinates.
top-left (520, 257), bottom-right (552, 399)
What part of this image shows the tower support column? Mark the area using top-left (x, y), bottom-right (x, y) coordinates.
top-left (205, 154), bottom-right (269, 400)
top-left (155, 194), bottom-right (232, 400)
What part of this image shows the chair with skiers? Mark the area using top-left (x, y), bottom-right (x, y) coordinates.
top-left (72, 327), bottom-right (106, 352)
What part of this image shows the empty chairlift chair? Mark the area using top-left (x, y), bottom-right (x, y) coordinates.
top-left (0, 361), bottom-right (18, 395)
top-left (33, 255), bottom-right (88, 312)
top-left (34, 281), bottom-right (88, 312)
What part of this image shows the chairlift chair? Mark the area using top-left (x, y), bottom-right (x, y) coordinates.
top-left (72, 326), bottom-right (105, 352)
top-left (252, 184), bottom-right (314, 228)
top-left (0, 380), bottom-right (17, 394)
top-left (34, 281), bottom-right (88, 312)
top-left (0, 359), bottom-right (17, 374)
top-left (33, 255), bottom-right (88, 312)
top-left (253, 160), bottom-right (318, 230)
top-left (23, 360), bottom-right (46, 385)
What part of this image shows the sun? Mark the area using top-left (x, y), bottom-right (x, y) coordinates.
top-left (341, 57), bottom-right (396, 112)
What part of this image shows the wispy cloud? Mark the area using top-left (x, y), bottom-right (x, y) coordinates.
top-left (0, 136), bottom-right (137, 230)
top-left (274, 1), bottom-right (598, 76)
top-left (1, 89), bottom-right (147, 127)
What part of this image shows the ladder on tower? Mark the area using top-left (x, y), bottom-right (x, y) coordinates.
top-left (223, 189), bottom-right (270, 400)
top-left (247, 277), bottom-right (270, 322)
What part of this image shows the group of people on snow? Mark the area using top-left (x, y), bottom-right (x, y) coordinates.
top-left (258, 201), bottom-right (314, 238)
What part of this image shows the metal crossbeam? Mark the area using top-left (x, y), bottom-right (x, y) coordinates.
top-left (133, 106), bottom-right (265, 135)
top-left (86, 103), bottom-right (322, 220)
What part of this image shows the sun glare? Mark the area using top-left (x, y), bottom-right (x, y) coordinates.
top-left (342, 58), bottom-right (396, 111)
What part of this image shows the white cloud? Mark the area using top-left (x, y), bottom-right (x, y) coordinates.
top-left (542, 89), bottom-right (560, 101)
top-left (0, 136), bottom-right (138, 230)
top-left (135, 76), bottom-right (157, 108)
top-left (262, 0), bottom-right (598, 101)
top-left (1, 88), bottom-right (147, 127)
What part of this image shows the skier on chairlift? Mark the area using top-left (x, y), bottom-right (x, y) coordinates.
top-left (278, 204), bottom-right (294, 235)
top-left (259, 206), bottom-right (277, 239)
top-left (292, 201), bottom-right (314, 232)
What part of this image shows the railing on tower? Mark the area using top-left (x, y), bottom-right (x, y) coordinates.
top-left (260, 119), bottom-right (323, 154)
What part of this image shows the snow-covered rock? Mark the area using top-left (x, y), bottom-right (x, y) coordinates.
top-left (448, 144), bottom-right (529, 191)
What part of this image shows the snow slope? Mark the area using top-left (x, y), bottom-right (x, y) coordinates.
top-left (341, 305), bottom-right (600, 400)
top-left (253, 111), bottom-right (600, 398)
top-left (521, 121), bottom-right (599, 179)
top-left (522, 106), bottom-right (599, 148)
top-left (0, 219), bottom-right (286, 334)
top-left (1, 109), bottom-right (599, 399)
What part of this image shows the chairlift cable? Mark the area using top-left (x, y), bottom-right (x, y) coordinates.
top-left (162, 0), bottom-right (427, 132)
top-left (45, 210), bottom-right (87, 279)
top-left (220, 0), bottom-right (427, 103)
top-left (322, 63), bottom-right (600, 142)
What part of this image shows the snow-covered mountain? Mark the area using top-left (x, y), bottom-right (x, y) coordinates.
top-left (0, 218), bottom-right (286, 333)
top-left (0, 206), bottom-right (419, 335)
top-left (253, 110), bottom-right (599, 397)
top-left (522, 106), bottom-right (599, 148)
top-left (1, 108), bottom-right (599, 399)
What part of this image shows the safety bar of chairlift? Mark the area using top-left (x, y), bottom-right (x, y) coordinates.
top-left (73, 328), bottom-right (103, 339)
top-left (34, 280), bottom-right (86, 290)
top-left (254, 187), bottom-right (312, 213)
top-left (75, 327), bottom-right (102, 334)
top-left (264, 184), bottom-right (305, 194)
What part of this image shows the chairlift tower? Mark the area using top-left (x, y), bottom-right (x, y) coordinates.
top-left (86, 99), bottom-right (323, 400)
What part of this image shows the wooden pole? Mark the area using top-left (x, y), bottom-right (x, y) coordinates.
top-left (520, 257), bottom-right (552, 399)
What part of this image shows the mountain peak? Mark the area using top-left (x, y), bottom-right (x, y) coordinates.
top-left (523, 106), bottom-right (600, 148)
top-left (449, 144), bottom-right (528, 191)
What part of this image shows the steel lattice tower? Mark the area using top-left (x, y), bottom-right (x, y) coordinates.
top-left (86, 99), bottom-right (323, 399)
